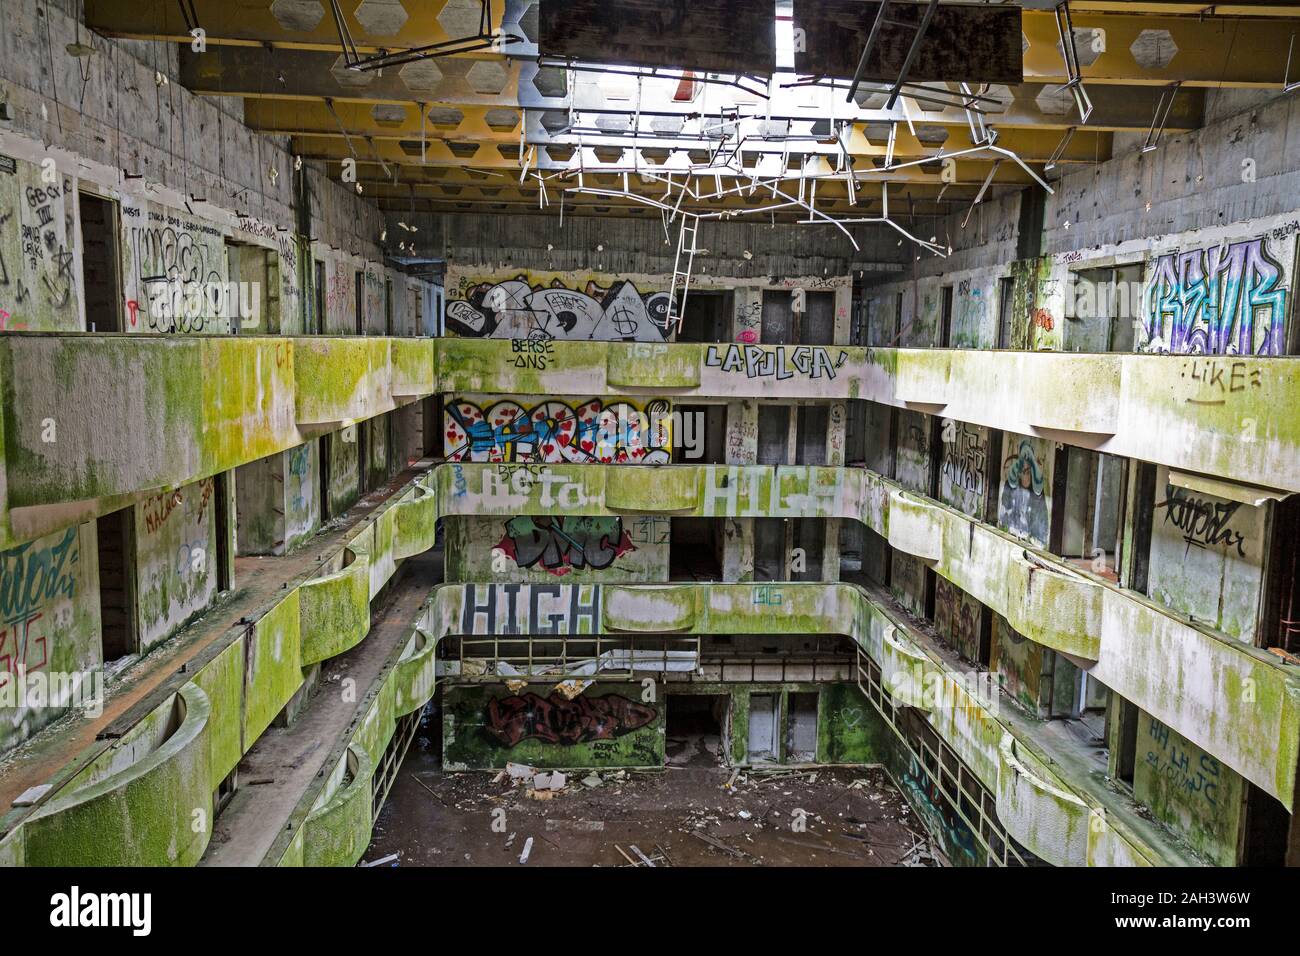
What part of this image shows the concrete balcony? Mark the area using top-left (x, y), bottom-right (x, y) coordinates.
top-left (393, 629), bottom-right (437, 716)
top-left (885, 489), bottom-right (944, 562)
top-left (1002, 551), bottom-right (1103, 662)
top-left (301, 744), bottom-right (373, 867)
top-left (299, 547), bottom-right (372, 667)
top-left (7, 683), bottom-right (212, 866)
top-left (435, 339), bottom-right (1300, 493)
top-left (996, 735), bottom-right (1094, 868)
top-left (0, 334), bottom-right (439, 551)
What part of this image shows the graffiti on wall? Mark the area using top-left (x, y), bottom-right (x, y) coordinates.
top-left (445, 398), bottom-right (671, 464)
top-left (1141, 236), bottom-right (1289, 356)
top-left (934, 577), bottom-right (981, 662)
top-left (0, 527), bottom-right (79, 686)
top-left (123, 203), bottom-right (225, 333)
top-left (998, 438), bottom-right (1049, 546)
top-left (461, 583), bottom-right (601, 635)
top-left (1143, 717), bottom-right (1223, 809)
top-left (952, 278), bottom-right (990, 348)
top-left (899, 753), bottom-right (978, 865)
top-left (704, 344), bottom-right (849, 380)
top-left (0, 161), bottom-right (78, 329)
top-left (447, 275), bottom-right (671, 341)
top-left (484, 692), bottom-right (657, 747)
top-left (498, 516), bottom-right (634, 575)
top-left (939, 420), bottom-right (988, 517)
top-left (1157, 484), bottom-right (1248, 558)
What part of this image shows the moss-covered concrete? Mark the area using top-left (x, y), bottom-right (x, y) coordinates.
top-left (21, 683), bottom-right (212, 866)
top-left (0, 334), bottom-right (441, 552)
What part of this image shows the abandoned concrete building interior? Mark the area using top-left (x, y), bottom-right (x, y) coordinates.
top-left (0, 0), bottom-right (1298, 877)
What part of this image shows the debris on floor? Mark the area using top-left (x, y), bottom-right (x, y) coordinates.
top-left (368, 746), bottom-right (939, 868)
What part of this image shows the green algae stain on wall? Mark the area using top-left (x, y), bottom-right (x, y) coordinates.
top-left (0, 157), bottom-right (80, 332)
top-left (443, 515), bottom-right (670, 584)
top-left (1134, 713), bottom-right (1244, 866)
top-left (816, 683), bottom-right (880, 764)
top-left (134, 476), bottom-right (219, 651)
top-left (442, 683), bottom-right (664, 770)
top-left (0, 522), bottom-right (102, 753)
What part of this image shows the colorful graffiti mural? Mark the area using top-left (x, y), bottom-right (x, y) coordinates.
top-left (444, 398), bottom-right (671, 464)
top-left (498, 516), bottom-right (634, 576)
top-left (484, 691), bottom-right (658, 747)
top-left (0, 527), bottom-right (79, 686)
top-left (446, 275), bottom-right (671, 341)
top-left (1141, 236), bottom-right (1289, 356)
top-left (998, 437), bottom-right (1050, 546)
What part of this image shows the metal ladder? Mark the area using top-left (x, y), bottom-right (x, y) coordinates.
top-left (664, 213), bottom-right (700, 335)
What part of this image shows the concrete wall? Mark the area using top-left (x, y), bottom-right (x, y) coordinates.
top-left (1135, 713), bottom-right (1244, 867)
top-left (134, 476), bottom-right (218, 650)
top-left (443, 682), bottom-right (665, 770)
top-left (0, 522), bottom-right (100, 750)
top-left (445, 514), bottom-right (669, 583)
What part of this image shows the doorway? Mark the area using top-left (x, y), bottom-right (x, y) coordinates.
top-left (95, 508), bottom-right (136, 663)
top-left (786, 692), bottom-right (818, 762)
top-left (747, 693), bottom-right (779, 762)
top-left (665, 694), bottom-right (727, 767)
top-left (79, 193), bottom-right (123, 332)
top-left (313, 260), bottom-right (326, 333)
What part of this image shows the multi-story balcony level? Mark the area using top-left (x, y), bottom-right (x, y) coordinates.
top-left (0, 0), bottom-right (1297, 895)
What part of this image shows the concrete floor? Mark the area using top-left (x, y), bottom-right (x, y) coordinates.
top-left (364, 726), bottom-right (937, 868)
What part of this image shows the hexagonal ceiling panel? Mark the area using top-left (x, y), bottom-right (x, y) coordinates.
top-left (331, 54), bottom-right (375, 89)
top-left (400, 59), bottom-right (444, 94)
top-left (1034, 87), bottom-right (1074, 116)
top-left (437, 0), bottom-right (486, 39)
top-left (270, 0), bottom-right (325, 32)
top-left (467, 60), bottom-right (508, 95)
top-left (1131, 29), bottom-right (1178, 71)
top-left (484, 108), bottom-right (520, 131)
top-left (427, 106), bottom-right (464, 128)
top-left (1061, 28), bottom-right (1105, 68)
top-left (532, 66), bottom-right (567, 98)
top-left (372, 104), bottom-right (407, 127)
top-left (354, 0), bottom-right (409, 37)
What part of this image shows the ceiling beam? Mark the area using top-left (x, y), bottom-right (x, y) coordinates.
top-left (179, 46), bottom-right (522, 104)
top-left (84, 0), bottom-right (511, 54)
top-left (1023, 9), bottom-right (1300, 87)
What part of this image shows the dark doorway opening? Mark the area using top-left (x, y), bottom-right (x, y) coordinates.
top-left (355, 271), bottom-right (365, 334)
top-left (677, 290), bottom-right (730, 342)
top-left (665, 694), bottom-right (726, 767)
top-left (795, 404), bottom-right (828, 465)
top-left (313, 260), bottom-right (326, 333)
top-left (318, 434), bottom-right (333, 521)
top-left (213, 471), bottom-right (232, 592)
top-left (939, 284), bottom-right (953, 347)
top-left (1241, 782), bottom-right (1289, 866)
top-left (756, 404), bottom-right (790, 465)
top-left (95, 508), bottom-right (136, 663)
top-left (786, 692), bottom-right (819, 762)
top-left (79, 193), bottom-right (123, 332)
top-left (669, 517), bottom-right (722, 581)
top-left (761, 290), bottom-right (794, 343)
top-left (997, 276), bottom-right (1016, 349)
top-left (800, 291), bottom-right (835, 344)
top-left (1262, 492), bottom-right (1300, 653)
